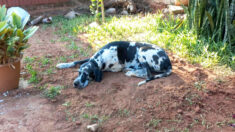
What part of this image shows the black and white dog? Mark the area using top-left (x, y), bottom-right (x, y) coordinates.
top-left (56, 41), bottom-right (172, 88)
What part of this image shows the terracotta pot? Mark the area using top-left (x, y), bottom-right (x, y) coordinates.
top-left (0, 60), bottom-right (21, 93)
top-left (175, 0), bottom-right (189, 6)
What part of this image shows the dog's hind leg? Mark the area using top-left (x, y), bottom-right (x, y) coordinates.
top-left (138, 67), bottom-right (172, 86)
top-left (56, 59), bottom-right (89, 69)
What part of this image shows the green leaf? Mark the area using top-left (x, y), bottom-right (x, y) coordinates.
top-left (0, 5), bottom-right (7, 21)
top-left (206, 11), bottom-right (214, 31)
top-left (0, 21), bottom-right (7, 33)
top-left (23, 26), bottom-right (39, 41)
top-left (11, 12), bottom-right (22, 29)
top-left (16, 29), bottom-right (24, 41)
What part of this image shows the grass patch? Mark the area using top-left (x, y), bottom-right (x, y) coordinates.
top-left (54, 13), bottom-right (234, 74)
top-left (81, 113), bottom-right (109, 124)
top-left (43, 85), bottom-right (64, 99)
top-left (25, 64), bottom-right (39, 83)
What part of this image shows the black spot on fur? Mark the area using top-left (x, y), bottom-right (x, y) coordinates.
top-left (108, 64), bottom-right (114, 68)
top-left (102, 63), bottom-right (106, 70)
top-left (129, 66), bottom-right (134, 69)
top-left (143, 56), bottom-right (146, 60)
top-left (81, 73), bottom-right (86, 83)
top-left (152, 55), bottom-right (159, 65)
top-left (160, 57), bottom-right (172, 71)
top-left (116, 42), bottom-right (136, 64)
top-left (141, 46), bottom-right (155, 52)
top-left (158, 51), bottom-right (166, 57)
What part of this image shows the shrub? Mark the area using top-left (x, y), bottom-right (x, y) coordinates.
top-left (0, 5), bottom-right (38, 64)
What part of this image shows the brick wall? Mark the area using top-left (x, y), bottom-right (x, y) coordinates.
top-left (0, 0), bottom-right (70, 7)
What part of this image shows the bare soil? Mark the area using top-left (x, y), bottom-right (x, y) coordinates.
top-left (0, 26), bottom-right (235, 132)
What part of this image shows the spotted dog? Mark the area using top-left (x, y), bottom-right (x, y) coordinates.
top-left (56, 41), bottom-right (172, 88)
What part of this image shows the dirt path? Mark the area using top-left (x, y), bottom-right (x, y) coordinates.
top-left (0, 26), bottom-right (235, 132)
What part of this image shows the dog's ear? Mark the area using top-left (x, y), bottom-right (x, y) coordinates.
top-left (93, 68), bottom-right (103, 82)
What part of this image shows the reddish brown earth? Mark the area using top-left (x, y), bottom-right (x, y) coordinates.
top-left (0, 26), bottom-right (235, 132)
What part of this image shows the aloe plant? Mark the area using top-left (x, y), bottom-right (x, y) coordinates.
top-left (186, 0), bottom-right (235, 46)
top-left (0, 5), bottom-right (38, 64)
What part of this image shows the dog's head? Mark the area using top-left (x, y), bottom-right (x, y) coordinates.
top-left (73, 61), bottom-right (103, 89)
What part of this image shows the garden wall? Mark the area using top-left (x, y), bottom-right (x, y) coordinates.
top-left (0, 0), bottom-right (69, 7)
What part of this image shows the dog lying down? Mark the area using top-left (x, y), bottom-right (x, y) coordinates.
top-left (56, 41), bottom-right (172, 89)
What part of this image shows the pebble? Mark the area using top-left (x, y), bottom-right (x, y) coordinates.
top-left (87, 123), bottom-right (99, 132)
top-left (105, 8), bottom-right (116, 14)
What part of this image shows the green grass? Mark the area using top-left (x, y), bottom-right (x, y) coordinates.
top-left (25, 64), bottom-right (39, 83)
top-left (51, 13), bottom-right (234, 74)
top-left (146, 118), bottom-right (162, 128)
top-left (43, 85), bottom-right (64, 99)
top-left (81, 113), bottom-right (109, 123)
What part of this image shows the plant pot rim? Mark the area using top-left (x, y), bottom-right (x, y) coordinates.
top-left (0, 59), bottom-right (21, 68)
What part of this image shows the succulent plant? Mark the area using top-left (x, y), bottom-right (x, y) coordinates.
top-left (0, 5), bottom-right (38, 64)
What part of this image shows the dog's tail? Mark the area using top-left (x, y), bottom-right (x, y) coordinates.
top-left (138, 66), bottom-right (172, 86)
top-left (56, 59), bottom-right (89, 69)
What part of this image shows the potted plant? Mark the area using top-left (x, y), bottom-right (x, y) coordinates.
top-left (0, 5), bottom-right (38, 92)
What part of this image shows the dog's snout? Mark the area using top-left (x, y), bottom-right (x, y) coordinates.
top-left (73, 82), bottom-right (79, 88)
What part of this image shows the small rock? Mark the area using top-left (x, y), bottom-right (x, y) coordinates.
top-left (76, 121), bottom-right (82, 126)
top-left (0, 100), bottom-right (3, 103)
top-left (42, 17), bottom-right (52, 24)
top-left (19, 80), bottom-right (29, 89)
top-left (3, 91), bottom-right (8, 97)
top-left (20, 72), bottom-right (27, 75)
top-left (121, 10), bottom-right (128, 15)
top-left (64, 11), bottom-right (80, 19)
top-left (168, 5), bottom-right (184, 14)
top-left (89, 22), bottom-right (99, 28)
top-left (105, 8), bottom-right (116, 15)
top-left (87, 123), bottom-right (99, 132)
top-left (30, 15), bottom-right (44, 25)
top-left (163, 8), bottom-right (169, 14)
top-left (127, 0), bottom-right (136, 13)
top-left (177, 109), bottom-right (183, 114)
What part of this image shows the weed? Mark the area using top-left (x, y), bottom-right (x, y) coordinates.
top-left (38, 84), bottom-right (48, 90)
top-left (118, 109), bottom-right (130, 117)
top-left (81, 113), bottom-right (109, 123)
top-left (66, 41), bottom-right (78, 50)
top-left (45, 67), bottom-right (55, 74)
top-left (146, 118), bottom-right (162, 128)
top-left (216, 121), bottom-right (226, 127)
top-left (40, 57), bottom-right (51, 67)
top-left (50, 39), bottom-right (56, 43)
top-left (194, 81), bottom-right (205, 91)
top-left (156, 101), bottom-right (161, 107)
top-left (25, 64), bottom-right (39, 83)
top-left (69, 54), bottom-right (79, 59)
top-left (85, 102), bottom-right (95, 107)
top-left (58, 56), bottom-right (68, 63)
top-left (43, 85), bottom-right (64, 99)
top-left (62, 101), bottom-right (71, 107)
top-left (24, 56), bottom-right (36, 64)
top-left (65, 110), bottom-right (76, 122)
